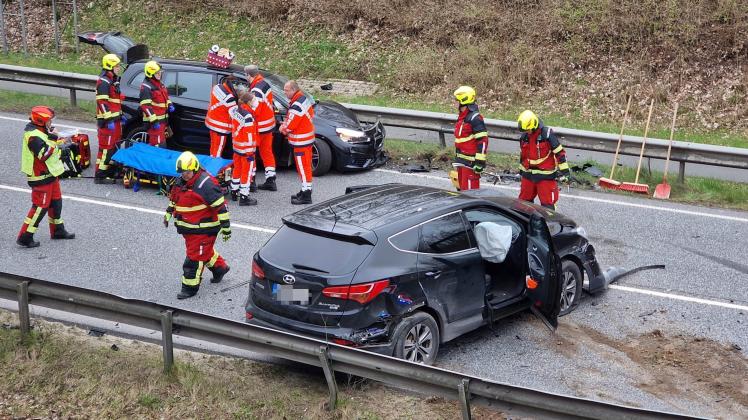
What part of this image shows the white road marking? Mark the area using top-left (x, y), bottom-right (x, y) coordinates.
top-left (374, 168), bottom-right (748, 223)
top-left (2, 183), bottom-right (745, 311)
top-left (0, 115), bottom-right (96, 132)
top-left (0, 184), bottom-right (276, 234)
top-left (609, 284), bottom-right (748, 311)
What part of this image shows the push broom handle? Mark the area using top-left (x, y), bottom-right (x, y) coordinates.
top-left (609, 95), bottom-right (633, 180)
top-left (662, 103), bottom-right (679, 181)
top-left (634, 99), bottom-right (655, 184)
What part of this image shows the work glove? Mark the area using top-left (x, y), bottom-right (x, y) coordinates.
top-left (168, 104), bottom-right (175, 113)
top-left (152, 121), bottom-right (161, 130)
top-left (163, 212), bottom-right (171, 228)
top-left (220, 227), bottom-right (232, 242)
top-left (106, 120), bottom-right (115, 130)
top-left (558, 169), bottom-right (571, 184)
top-left (120, 115), bottom-right (128, 124)
top-left (472, 162), bottom-right (485, 174)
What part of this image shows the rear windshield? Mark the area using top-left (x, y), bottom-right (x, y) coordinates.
top-left (260, 225), bottom-right (373, 275)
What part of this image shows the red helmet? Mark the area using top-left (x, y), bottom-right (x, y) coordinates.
top-left (30, 106), bottom-right (55, 126)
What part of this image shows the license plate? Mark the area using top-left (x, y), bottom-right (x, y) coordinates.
top-left (272, 283), bottom-right (310, 305)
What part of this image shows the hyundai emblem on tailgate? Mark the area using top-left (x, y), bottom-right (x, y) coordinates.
top-left (282, 274), bottom-right (296, 285)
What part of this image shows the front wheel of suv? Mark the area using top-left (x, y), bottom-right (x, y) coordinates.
top-left (312, 139), bottom-right (333, 176)
top-left (559, 260), bottom-right (583, 316)
top-left (393, 312), bottom-right (440, 365)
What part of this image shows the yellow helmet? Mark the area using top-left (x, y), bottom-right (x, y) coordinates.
top-left (517, 110), bottom-right (539, 131)
top-left (453, 86), bottom-right (476, 105)
top-left (144, 60), bottom-right (161, 78)
top-left (102, 54), bottom-right (121, 71)
top-left (176, 151), bottom-right (200, 173)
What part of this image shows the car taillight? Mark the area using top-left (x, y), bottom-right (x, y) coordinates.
top-left (332, 338), bottom-right (357, 347)
top-left (245, 311), bottom-right (253, 320)
top-left (252, 260), bottom-right (265, 279)
top-left (322, 279), bottom-right (390, 305)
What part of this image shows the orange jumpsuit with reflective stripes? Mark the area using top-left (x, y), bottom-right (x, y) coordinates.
top-left (205, 82), bottom-right (237, 158)
top-left (282, 91), bottom-right (315, 191)
top-left (249, 74), bottom-right (276, 179)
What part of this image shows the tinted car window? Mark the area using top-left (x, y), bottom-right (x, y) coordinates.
top-left (261, 225), bottom-right (374, 275)
top-left (128, 71), bottom-right (177, 97)
top-left (175, 72), bottom-right (212, 101)
top-left (389, 228), bottom-right (419, 252)
top-left (418, 212), bottom-right (471, 254)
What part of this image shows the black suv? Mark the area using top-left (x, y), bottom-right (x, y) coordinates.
top-left (78, 31), bottom-right (386, 175)
top-left (245, 184), bottom-right (608, 365)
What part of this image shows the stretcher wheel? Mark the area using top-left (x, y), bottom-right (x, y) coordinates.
top-left (123, 168), bottom-right (134, 189)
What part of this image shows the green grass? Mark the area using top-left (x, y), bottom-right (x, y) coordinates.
top-left (0, 89), bottom-right (95, 120)
top-left (1, 52), bottom-right (100, 75)
top-left (384, 139), bottom-right (748, 211)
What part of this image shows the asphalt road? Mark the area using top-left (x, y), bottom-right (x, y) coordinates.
top-left (3, 79), bottom-right (747, 183)
top-left (0, 113), bottom-right (746, 417)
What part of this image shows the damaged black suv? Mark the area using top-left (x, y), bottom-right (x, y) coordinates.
top-left (245, 184), bottom-right (608, 365)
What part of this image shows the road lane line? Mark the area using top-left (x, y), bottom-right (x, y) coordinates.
top-left (0, 115), bottom-right (96, 132)
top-left (2, 184), bottom-right (744, 311)
top-left (0, 184), bottom-right (276, 234)
top-left (374, 168), bottom-right (748, 223)
top-left (609, 284), bottom-right (748, 311)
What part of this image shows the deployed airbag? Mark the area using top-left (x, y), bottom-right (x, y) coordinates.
top-left (474, 222), bottom-right (513, 263)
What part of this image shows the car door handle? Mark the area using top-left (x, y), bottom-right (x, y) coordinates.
top-left (425, 271), bottom-right (442, 279)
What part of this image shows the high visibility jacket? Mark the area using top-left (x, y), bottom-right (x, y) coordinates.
top-left (20, 123), bottom-right (65, 187)
top-left (95, 70), bottom-right (123, 122)
top-left (249, 75), bottom-right (276, 133)
top-left (519, 124), bottom-right (570, 181)
top-left (139, 77), bottom-right (171, 123)
top-left (283, 91), bottom-right (315, 147)
top-left (454, 104), bottom-right (488, 167)
top-left (205, 82), bottom-right (237, 134)
top-left (230, 104), bottom-right (257, 155)
top-left (166, 169), bottom-right (230, 235)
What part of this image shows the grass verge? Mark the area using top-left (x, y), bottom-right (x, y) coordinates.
top-left (0, 89), bottom-right (95, 121)
top-left (0, 309), bottom-right (492, 419)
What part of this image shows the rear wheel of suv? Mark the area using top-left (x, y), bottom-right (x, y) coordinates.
top-left (312, 138), bottom-right (332, 176)
top-left (393, 312), bottom-right (440, 365)
top-left (559, 260), bottom-right (583, 316)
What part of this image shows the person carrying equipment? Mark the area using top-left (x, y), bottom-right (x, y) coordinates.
top-left (94, 53), bottom-right (124, 184)
top-left (452, 86), bottom-right (488, 191)
top-left (229, 92), bottom-right (259, 206)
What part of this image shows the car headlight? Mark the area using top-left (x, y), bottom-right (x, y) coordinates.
top-left (336, 128), bottom-right (368, 143)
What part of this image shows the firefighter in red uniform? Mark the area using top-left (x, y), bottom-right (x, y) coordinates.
top-left (94, 53), bottom-right (124, 184)
top-left (17, 106), bottom-right (75, 248)
top-left (229, 92), bottom-right (259, 206)
top-left (245, 65), bottom-right (278, 191)
top-left (164, 151), bottom-right (231, 299)
top-left (139, 60), bottom-right (172, 147)
top-left (517, 110), bottom-right (570, 210)
top-left (280, 80), bottom-right (315, 205)
top-left (205, 76), bottom-right (238, 158)
top-left (452, 86), bottom-right (488, 190)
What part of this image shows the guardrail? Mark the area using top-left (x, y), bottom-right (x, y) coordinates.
top-left (0, 271), bottom-right (696, 420)
top-left (2, 63), bottom-right (746, 182)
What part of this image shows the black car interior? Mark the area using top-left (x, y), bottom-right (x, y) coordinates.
top-left (463, 209), bottom-right (526, 305)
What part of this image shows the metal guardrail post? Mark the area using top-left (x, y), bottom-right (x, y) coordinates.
top-left (458, 378), bottom-right (471, 420)
top-left (161, 310), bottom-right (174, 372)
top-left (438, 131), bottom-right (446, 148)
top-left (16, 281), bottom-right (30, 336)
top-left (318, 345), bottom-right (338, 410)
top-left (69, 89), bottom-right (77, 107)
top-left (678, 161), bottom-right (686, 184)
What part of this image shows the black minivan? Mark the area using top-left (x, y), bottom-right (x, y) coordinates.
top-left (78, 31), bottom-right (387, 175)
top-left (245, 184), bottom-right (608, 364)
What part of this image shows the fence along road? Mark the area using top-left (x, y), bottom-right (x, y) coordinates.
top-left (1, 63), bottom-right (747, 183)
top-left (0, 272), bottom-right (698, 420)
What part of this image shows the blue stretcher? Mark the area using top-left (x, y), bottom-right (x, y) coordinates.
top-left (111, 143), bottom-right (232, 192)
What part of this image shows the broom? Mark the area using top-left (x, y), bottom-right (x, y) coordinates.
top-left (653, 103), bottom-right (679, 199)
top-left (620, 99), bottom-right (654, 194)
top-left (598, 94), bottom-right (633, 190)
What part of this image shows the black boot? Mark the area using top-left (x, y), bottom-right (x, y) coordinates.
top-left (258, 176), bottom-right (277, 191)
top-left (210, 264), bottom-right (230, 283)
top-left (177, 284), bottom-right (199, 299)
top-left (51, 226), bottom-right (75, 240)
top-left (17, 232), bottom-right (40, 248)
top-left (291, 190), bottom-right (303, 199)
top-left (230, 190), bottom-right (238, 202)
top-left (291, 189), bottom-right (312, 205)
top-left (94, 177), bottom-right (116, 184)
top-left (239, 194), bottom-right (258, 206)
top-left (250, 180), bottom-right (257, 193)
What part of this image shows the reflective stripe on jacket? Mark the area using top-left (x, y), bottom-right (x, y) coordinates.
top-left (519, 124), bottom-right (569, 181)
top-left (230, 104), bottom-right (257, 154)
top-left (249, 75), bottom-right (276, 133)
top-left (166, 170), bottom-right (230, 235)
top-left (205, 82), bottom-right (237, 134)
top-left (454, 104), bottom-right (488, 167)
top-left (21, 124), bottom-right (64, 186)
top-left (283, 91), bottom-right (315, 146)
top-left (139, 78), bottom-right (171, 123)
top-left (95, 70), bottom-right (123, 121)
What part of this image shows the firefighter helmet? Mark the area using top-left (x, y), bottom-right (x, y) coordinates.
top-left (144, 60), bottom-right (161, 78)
top-left (102, 54), bottom-right (121, 71)
top-left (517, 110), bottom-right (539, 131)
top-left (453, 86), bottom-right (476, 105)
top-left (176, 151), bottom-right (200, 173)
top-left (30, 106), bottom-right (55, 126)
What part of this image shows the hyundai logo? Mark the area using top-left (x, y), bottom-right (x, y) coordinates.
top-left (282, 274), bottom-right (296, 285)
